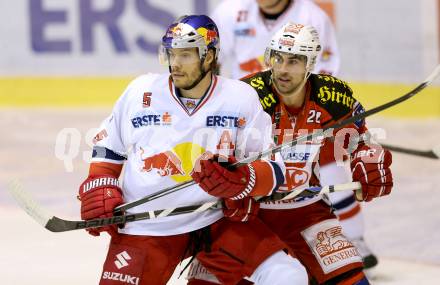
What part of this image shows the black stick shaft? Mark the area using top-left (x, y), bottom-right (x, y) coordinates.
top-left (381, 143), bottom-right (438, 159)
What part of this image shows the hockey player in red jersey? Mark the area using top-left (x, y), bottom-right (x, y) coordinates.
top-left (187, 23), bottom-right (393, 285)
top-left (211, 0), bottom-right (379, 268)
top-left (77, 15), bottom-right (309, 285)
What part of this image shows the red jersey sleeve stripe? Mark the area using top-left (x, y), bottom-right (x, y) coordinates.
top-left (89, 162), bottom-right (123, 178)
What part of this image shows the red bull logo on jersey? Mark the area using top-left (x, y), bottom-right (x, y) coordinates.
top-left (206, 115), bottom-right (246, 128)
top-left (140, 148), bottom-right (185, 177)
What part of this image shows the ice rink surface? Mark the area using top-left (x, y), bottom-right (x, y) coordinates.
top-left (0, 108), bottom-right (439, 284)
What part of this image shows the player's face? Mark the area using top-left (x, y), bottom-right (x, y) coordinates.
top-left (271, 51), bottom-right (307, 95)
top-left (168, 48), bottom-right (203, 89)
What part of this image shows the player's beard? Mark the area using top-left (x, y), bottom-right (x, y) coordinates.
top-left (260, 0), bottom-right (284, 10)
top-left (171, 64), bottom-right (209, 90)
top-left (272, 69), bottom-right (306, 96)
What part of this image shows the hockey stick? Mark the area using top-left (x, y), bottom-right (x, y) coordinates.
top-left (331, 130), bottom-right (440, 160)
top-left (7, 179), bottom-right (219, 233)
top-left (114, 64), bottom-right (440, 213)
top-left (277, 181), bottom-right (361, 201)
top-left (381, 143), bottom-right (440, 159)
top-left (8, 178), bottom-right (359, 232)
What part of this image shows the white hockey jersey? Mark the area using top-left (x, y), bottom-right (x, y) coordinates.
top-left (211, 0), bottom-right (340, 79)
top-left (91, 73), bottom-right (284, 236)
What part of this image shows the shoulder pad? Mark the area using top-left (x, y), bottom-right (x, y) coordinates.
top-left (241, 70), bottom-right (279, 116)
top-left (309, 74), bottom-right (356, 121)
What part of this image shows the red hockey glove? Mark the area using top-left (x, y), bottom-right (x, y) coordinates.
top-left (78, 175), bottom-right (123, 236)
top-left (191, 155), bottom-right (256, 200)
top-left (351, 144), bottom-right (393, 202)
top-left (222, 197), bottom-right (260, 222)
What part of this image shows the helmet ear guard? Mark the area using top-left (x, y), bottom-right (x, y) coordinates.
top-left (158, 45), bottom-right (169, 66)
top-left (263, 47), bottom-right (272, 68)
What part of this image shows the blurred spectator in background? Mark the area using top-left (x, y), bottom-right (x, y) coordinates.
top-left (211, 0), bottom-right (339, 78)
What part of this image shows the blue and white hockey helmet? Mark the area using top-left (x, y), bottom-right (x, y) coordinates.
top-left (159, 15), bottom-right (220, 65)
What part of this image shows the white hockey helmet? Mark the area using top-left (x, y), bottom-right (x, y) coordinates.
top-left (264, 23), bottom-right (321, 73)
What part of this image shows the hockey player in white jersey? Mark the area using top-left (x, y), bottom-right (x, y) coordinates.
top-left (211, 0), bottom-right (339, 78)
top-left (77, 15), bottom-right (308, 285)
top-left (211, 0), bottom-right (378, 268)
